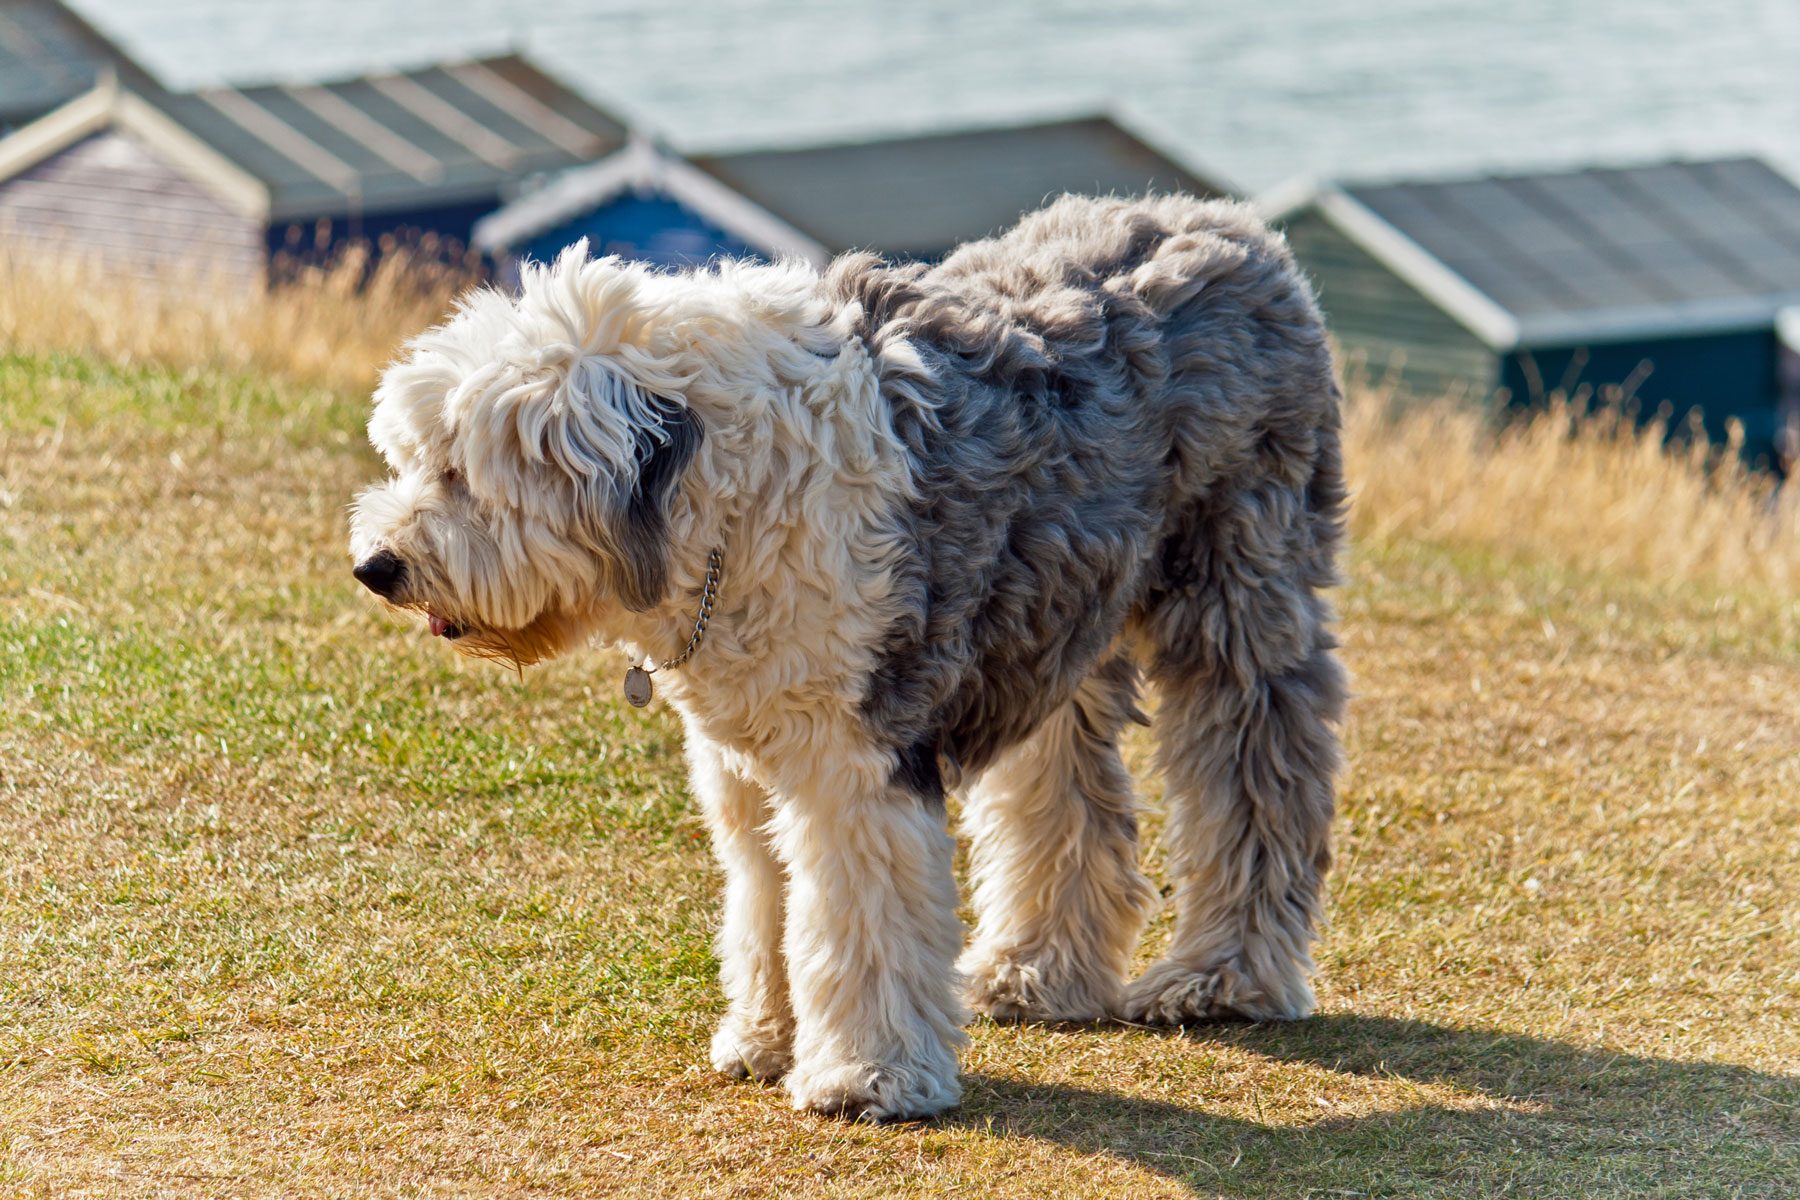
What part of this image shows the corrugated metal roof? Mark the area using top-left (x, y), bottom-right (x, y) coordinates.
top-left (692, 115), bottom-right (1226, 259)
top-left (0, 0), bottom-right (140, 127)
top-left (1340, 158), bottom-right (1800, 345)
top-left (141, 55), bottom-right (629, 221)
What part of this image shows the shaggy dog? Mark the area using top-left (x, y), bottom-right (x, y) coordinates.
top-left (349, 194), bottom-right (1346, 1122)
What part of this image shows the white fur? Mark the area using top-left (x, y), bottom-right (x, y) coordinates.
top-left (353, 247), bottom-right (965, 1119)
top-left (689, 731), bottom-right (792, 1082)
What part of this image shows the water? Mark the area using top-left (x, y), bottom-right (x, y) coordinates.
top-left (72, 0), bottom-right (1800, 193)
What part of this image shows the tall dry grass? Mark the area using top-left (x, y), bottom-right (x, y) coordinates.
top-left (3, 238), bottom-right (1796, 595)
top-left (1344, 389), bottom-right (1800, 594)
top-left (0, 238), bottom-right (471, 393)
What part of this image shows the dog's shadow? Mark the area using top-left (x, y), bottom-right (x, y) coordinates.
top-left (944, 1014), bottom-right (1798, 1196)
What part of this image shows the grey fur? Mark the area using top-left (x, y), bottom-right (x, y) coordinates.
top-left (960, 653), bottom-right (1158, 1022)
top-left (615, 399), bottom-right (703, 611)
top-left (835, 193), bottom-right (1347, 1020)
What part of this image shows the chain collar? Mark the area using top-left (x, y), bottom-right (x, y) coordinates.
top-left (622, 547), bottom-right (723, 708)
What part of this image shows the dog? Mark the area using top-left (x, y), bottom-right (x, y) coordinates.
top-left (349, 193), bottom-right (1347, 1123)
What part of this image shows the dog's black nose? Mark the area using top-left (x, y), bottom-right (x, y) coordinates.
top-left (353, 550), bottom-right (406, 598)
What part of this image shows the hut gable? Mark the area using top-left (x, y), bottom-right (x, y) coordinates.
top-left (1279, 204), bottom-right (1497, 401)
top-left (0, 127), bottom-right (263, 281)
top-left (474, 137), bottom-right (828, 272)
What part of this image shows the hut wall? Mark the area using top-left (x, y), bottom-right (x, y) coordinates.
top-left (1281, 207), bottom-right (1497, 403)
top-left (1502, 330), bottom-right (1781, 464)
top-left (266, 196), bottom-right (501, 268)
top-left (0, 130), bottom-right (263, 284)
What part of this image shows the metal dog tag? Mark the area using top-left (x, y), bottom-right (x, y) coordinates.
top-left (623, 666), bottom-right (654, 708)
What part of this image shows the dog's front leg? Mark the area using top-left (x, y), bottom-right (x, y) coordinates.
top-left (770, 763), bottom-right (967, 1122)
top-left (687, 734), bottom-right (793, 1082)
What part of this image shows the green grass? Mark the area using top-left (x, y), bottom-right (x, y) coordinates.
top-left (1, 351), bottom-right (1797, 1197)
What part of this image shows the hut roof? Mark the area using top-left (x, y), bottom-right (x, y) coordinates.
top-left (0, 0), bottom-right (144, 128)
top-left (1268, 158), bottom-right (1800, 349)
top-left (690, 113), bottom-right (1228, 260)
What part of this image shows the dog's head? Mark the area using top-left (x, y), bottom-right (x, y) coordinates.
top-left (349, 246), bottom-right (703, 666)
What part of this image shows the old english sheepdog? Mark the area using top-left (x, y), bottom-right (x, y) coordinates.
top-left (349, 194), bottom-right (1347, 1122)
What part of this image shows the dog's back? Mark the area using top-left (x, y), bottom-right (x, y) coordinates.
top-left (825, 194), bottom-right (1343, 787)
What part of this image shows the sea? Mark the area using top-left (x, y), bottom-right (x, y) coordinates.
top-left (72, 0), bottom-right (1800, 194)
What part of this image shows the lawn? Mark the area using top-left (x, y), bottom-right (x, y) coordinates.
top-left (1, 342), bottom-right (1797, 1198)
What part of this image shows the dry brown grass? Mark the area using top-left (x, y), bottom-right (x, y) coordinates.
top-left (1346, 388), bottom-right (1800, 595)
top-left (0, 237), bottom-right (471, 393)
top-left (1, 254), bottom-right (1796, 1197)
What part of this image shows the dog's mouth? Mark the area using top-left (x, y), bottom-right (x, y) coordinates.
top-left (394, 605), bottom-right (573, 670)
top-left (427, 613), bottom-right (465, 640)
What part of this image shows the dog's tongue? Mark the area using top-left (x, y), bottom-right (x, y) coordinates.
top-left (429, 614), bottom-right (450, 637)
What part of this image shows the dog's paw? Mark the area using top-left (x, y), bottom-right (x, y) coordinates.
top-left (784, 1056), bottom-right (961, 1123)
top-left (1120, 957), bottom-right (1313, 1025)
top-left (960, 947), bottom-right (1116, 1023)
top-left (710, 1018), bottom-right (793, 1083)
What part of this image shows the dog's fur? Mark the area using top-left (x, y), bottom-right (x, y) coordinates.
top-left (349, 194), bottom-right (1347, 1122)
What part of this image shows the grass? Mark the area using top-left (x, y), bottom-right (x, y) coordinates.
top-left (1, 261), bottom-right (1797, 1196)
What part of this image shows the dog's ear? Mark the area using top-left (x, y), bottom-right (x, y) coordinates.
top-left (610, 396), bottom-right (703, 611)
top-left (464, 355), bottom-right (703, 612)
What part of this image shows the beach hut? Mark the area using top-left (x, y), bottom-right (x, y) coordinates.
top-left (694, 114), bottom-right (1225, 262)
top-left (0, 55), bottom-right (629, 281)
top-left (1267, 158), bottom-right (1800, 461)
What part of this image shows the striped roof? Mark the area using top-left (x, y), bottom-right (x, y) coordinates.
top-left (0, 54), bottom-right (630, 223)
top-left (158, 56), bottom-right (629, 220)
top-left (691, 114), bottom-right (1227, 259)
top-left (0, 0), bottom-right (143, 128)
top-left (1271, 158), bottom-right (1800, 348)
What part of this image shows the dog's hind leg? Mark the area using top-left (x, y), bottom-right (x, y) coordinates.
top-left (688, 733), bottom-right (793, 1082)
top-left (959, 654), bottom-right (1156, 1022)
top-left (770, 749), bottom-right (966, 1122)
top-left (1122, 445), bottom-right (1348, 1024)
